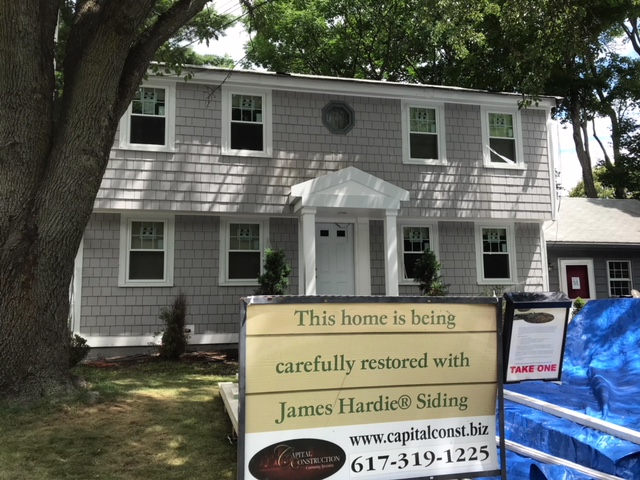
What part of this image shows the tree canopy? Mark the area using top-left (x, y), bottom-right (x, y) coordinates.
top-left (242, 0), bottom-right (640, 198)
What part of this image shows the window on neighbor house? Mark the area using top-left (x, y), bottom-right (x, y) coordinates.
top-left (119, 83), bottom-right (175, 151)
top-left (220, 219), bottom-right (268, 285)
top-left (222, 89), bottom-right (272, 157)
top-left (607, 260), bottom-right (632, 297)
top-left (402, 102), bottom-right (446, 164)
top-left (482, 107), bottom-right (523, 168)
top-left (119, 216), bottom-right (174, 287)
top-left (479, 226), bottom-right (514, 282)
top-left (402, 226), bottom-right (432, 280)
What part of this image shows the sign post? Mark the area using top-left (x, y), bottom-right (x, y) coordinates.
top-left (238, 296), bottom-right (505, 480)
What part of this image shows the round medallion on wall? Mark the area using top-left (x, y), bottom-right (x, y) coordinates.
top-left (322, 101), bottom-right (355, 134)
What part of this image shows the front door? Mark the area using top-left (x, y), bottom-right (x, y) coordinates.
top-left (559, 259), bottom-right (595, 299)
top-left (316, 223), bottom-right (355, 295)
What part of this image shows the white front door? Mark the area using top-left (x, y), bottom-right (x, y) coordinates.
top-left (316, 223), bottom-right (355, 295)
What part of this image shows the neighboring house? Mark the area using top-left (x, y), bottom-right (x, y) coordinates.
top-left (70, 67), bottom-right (560, 352)
top-left (545, 197), bottom-right (640, 299)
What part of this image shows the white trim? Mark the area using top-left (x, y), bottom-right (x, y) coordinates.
top-left (401, 100), bottom-right (447, 165)
top-left (221, 86), bottom-right (273, 157)
top-left (118, 214), bottom-right (175, 287)
top-left (71, 237), bottom-right (84, 335)
top-left (475, 223), bottom-right (518, 285)
top-left (606, 259), bottom-right (633, 297)
top-left (558, 258), bottom-right (596, 299)
top-left (186, 68), bottom-right (558, 110)
top-left (397, 220), bottom-right (440, 285)
top-left (118, 80), bottom-right (176, 152)
top-left (219, 217), bottom-right (269, 287)
top-left (480, 106), bottom-right (524, 169)
top-left (547, 112), bottom-right (560, 220)
top-left (355, 217), bottom-right (372, 295)
top-left (83, 333), bottom-right (239, 348)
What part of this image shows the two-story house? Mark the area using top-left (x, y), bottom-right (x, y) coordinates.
top-left (70, 67), bottom-right (559, 353)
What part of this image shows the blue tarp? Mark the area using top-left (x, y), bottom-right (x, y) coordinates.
top-left (482, 299), bottom-right (640, 479)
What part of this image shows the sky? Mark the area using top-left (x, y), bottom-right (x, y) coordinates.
top-left (197, 1), bottom-right (633, 193)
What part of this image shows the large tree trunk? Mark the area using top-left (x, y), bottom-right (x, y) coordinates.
top-left (0, 0), bottom-right (209, 401)
top-left (569, 96), bottom-right (598, 198)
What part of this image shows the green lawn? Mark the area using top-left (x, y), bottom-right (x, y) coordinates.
top-left (0, 354), bottom-right (238, 480)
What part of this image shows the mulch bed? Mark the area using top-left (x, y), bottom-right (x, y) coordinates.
top-left (83, 349), bottom-right (239, 369)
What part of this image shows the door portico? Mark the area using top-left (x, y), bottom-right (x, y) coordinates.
top-left (290, 167), bottom-right (409, 296)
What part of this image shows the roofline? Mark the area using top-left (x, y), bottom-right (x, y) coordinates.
top-left (547, 241), bottom-right (640, 248)
top-left (149, 65), bottom-right (559, 109)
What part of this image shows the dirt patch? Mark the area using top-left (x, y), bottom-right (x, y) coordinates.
top-left (84, 349), bottom-right (239, 369)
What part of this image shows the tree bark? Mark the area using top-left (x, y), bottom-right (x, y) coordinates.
top-left (0, 0), bottom-right (209, 401)
top-left (569, 95), bottom-right (598, 198)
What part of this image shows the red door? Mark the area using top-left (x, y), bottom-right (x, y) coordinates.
top-left (566, 265), bottom-right (591, 299)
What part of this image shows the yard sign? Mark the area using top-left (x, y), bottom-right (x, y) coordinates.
top-left (238, 296), bottom-right (505, 480)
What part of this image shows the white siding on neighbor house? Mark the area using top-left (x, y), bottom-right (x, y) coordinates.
top-left (97, 83), bottom-right (553, 220)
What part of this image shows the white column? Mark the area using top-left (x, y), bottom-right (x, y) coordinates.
top-left (355, 217), bottom-right (371, 295)
top-left (384, 210), bottom-right (399, 296)
top-left (300, 207), bottom-right (317, 295)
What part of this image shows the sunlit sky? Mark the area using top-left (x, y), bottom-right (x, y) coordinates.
top-left (198, 1), bottom-right (636, 193)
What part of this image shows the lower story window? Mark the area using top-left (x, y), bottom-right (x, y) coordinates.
top-left (220, 218), bottom-right (269, 285)
top-left (477, 226), bottom-right (515, 283)
top-left (608, 260), bottom-right (632, 297)
top-left (402, 226), bottom-right (431, 280)
top-left (119, 216), bottom-right (174, 287)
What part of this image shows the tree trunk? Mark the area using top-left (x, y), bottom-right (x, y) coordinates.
top-left (569, 96), bottom-right (598, 198)
top-left (0, 0), bottom-right (210, 401)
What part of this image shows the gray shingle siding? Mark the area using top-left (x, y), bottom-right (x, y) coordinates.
top-left (97, 83), bottom-right (553, 218)
top-left (78, 75), bottom-right (554, 346)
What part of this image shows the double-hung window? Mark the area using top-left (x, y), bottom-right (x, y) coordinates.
top-left (398, 223), bottom-right (439, 283)
top-left (222, 87), bottom-right (272, 157)
top-left (219, 218), bottom-right (269, 285)
top-left (607, 260), bottom-right (632, 297)
top-left (475, 225), bottom-right (516, 284)
top-left (119, 82), bottom-right (175, 151)
top-left (402, 101), bottom-right (446, 164)
top-left (119, 215), bottom-right (175, 287)
top-left (481, 106), bottom-right (523, 168)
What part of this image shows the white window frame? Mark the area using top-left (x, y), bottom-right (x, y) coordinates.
top-left (475, 224), bottom-right (517, 285)
top-left (607, 260), bottom-right (633, 297)
top-left (401, 101), bottom-right (447, 165)
top-left (221, 87), bottom-right (273, 158)
top-left (397, 221), bottom-right (440, 285)
top-left (219, 217), bottom-right (270, 286)
top-left (118, 214), bottom-right (175, 287)
top-left (119, 81), bottom-right (176, 152)
top-left (480, 106), bottom-right (524, 169)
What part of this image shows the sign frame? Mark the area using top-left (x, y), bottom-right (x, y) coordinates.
top-left (502, 292), bottom-right (572, 384)
top-left (238, 295), bottom-right (506, 480)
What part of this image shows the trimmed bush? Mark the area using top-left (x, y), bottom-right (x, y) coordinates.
top-left (255, 248), bottom-right (292, 295)
top-left (413, 249), bottom-right (448, 296)
top-left (158, 292), bottom-right (189, 360)
top-left (69, 333), bottom-right (91, 367)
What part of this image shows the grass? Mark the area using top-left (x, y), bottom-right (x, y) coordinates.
top-left (0, 354), bottom-right (238, 480)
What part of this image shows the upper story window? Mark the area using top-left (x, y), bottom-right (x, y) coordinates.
top-left (119, 215), bottom-right (175, 287)
top-left (119, 82), bottom-right (176, 152)
top-left (607, 260), bottom-right (632, 297)
top-left (222, 87), bottom-right (272, 157)
top-left (398, 222), bottom-right (439, 284)
top-left (401, 101), bottom-right (446, 165)
top-left (481, 107), bottom-right (523, 168)
top-left (475, 225), bottom-right (517, 284)
top-left (219, 218), bottom-right (269, 286)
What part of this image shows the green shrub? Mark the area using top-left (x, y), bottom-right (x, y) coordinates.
top-left (158, 292), bottom-right (189, 360)
top-left (69, 333), bottom-right (91, 367)
top-left (255, 248), bottom-right (292, 295)
top-left (413, 250), bottom-right (448, 296)
top-left (572, 297), bottom-right (586, 316)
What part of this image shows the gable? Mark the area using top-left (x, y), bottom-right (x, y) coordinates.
top-left (290, 167), bottom-right (410, 212)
